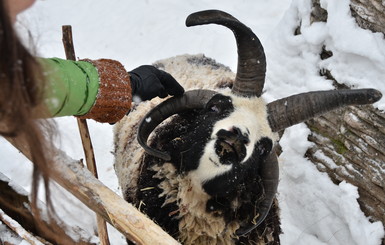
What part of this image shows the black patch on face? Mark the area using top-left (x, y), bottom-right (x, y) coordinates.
top-left (148, 94), bottom-right (235, 173)
top-left (203, 137), bottom-right (272, 196)
top-left (215, 127), bottom-right (250, 164)
top-left (203, 137), bottom-right (273, 224)
top-left (256, 137), bottom-right (273, 158)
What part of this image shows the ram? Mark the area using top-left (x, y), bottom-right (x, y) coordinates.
top-left (114, 10), bottom-right (381, 245)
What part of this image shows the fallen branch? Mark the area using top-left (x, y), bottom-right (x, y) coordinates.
top-left (3, 134), bottom-right (180, 245)
top-left (0, 208), bottom-right (47, 245)
top-left (0, 172), bottom-right (93, 244)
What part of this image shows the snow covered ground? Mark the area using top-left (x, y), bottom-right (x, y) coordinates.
top-left (1, 0), bottom-right (384, 244)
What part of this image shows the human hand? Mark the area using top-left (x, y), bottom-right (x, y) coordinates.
top-left (129, 65), bottom-right (184, 101)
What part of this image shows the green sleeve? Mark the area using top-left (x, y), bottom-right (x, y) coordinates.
top-left (39, 57), bottom-right (100, 117)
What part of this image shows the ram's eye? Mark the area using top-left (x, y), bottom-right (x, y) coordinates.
top-left (206, 100), bottom-right (222, 113)
top-left (210, 105), bottom-right (220, 113)
top-left (256, 137), bottom-right (273, 157)
top-left (205, 94), bottom-right (234, 115)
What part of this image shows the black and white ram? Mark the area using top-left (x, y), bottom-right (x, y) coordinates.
top-left (114, 10), bottom-right (381, 245)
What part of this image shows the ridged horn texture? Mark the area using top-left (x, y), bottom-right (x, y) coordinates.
top-left (137, 90), bottom-right (217, 160)
top-left (186, 10), bottom-right (266, 97)
top-left (267, 88), bottom-right (382, 132)
top-left (236, 150), bottom-right (279, 236)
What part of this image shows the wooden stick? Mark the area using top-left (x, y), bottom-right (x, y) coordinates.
top-left (0, 208), bottom-right (47, 245)
top-left (3, 134), bottom-right (180, 245)
top-left (61, 25), bottom-right (110, 245)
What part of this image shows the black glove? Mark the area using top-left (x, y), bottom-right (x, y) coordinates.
top-left (129, 65), bottom-right (184, 101)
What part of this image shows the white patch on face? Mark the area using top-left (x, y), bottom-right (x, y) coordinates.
top-left (191, 92), bottom-right (278, 184)
top-left (212, 93), bottom-right (277, 163)
top-left (190, 140), bottom-right (233, 184)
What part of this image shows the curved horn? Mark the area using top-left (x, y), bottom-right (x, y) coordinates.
top-left (267, 88), bottom-right (382, 132)
top-left (236, 150), bottom-right (279, 236)
top-left (186, 10), bottom-right (266, 97)
top-left (137, 90), bottom-right (217, 161)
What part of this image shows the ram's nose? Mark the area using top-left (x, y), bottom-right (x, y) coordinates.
top-left (215, 127), bottom-right (249, 162)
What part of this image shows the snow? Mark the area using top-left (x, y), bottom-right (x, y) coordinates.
top-left (1, 0), bottom-right (384, 244)
top-left (278, 125), bottom-right (384, 245)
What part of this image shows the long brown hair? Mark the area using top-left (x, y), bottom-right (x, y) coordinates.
top-left (0, 1), bottom-right (78, 243)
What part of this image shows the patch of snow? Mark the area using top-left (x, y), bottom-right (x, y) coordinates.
top-left (278, 125), bottom-right (384, 245)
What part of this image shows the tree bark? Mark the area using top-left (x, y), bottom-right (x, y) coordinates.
top-left (305, 105), bottom-right (385, 224)
top-left (350, 0), bottom-right (385, 34)
top-left (306, 1), bottom-right (385, 243)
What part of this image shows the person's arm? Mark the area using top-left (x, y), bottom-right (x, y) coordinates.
top-left (40, 57), bottom-right (132, 123)
top-left (39, 57), bottom-right (184, 123)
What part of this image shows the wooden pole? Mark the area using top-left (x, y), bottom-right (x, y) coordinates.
top-left (61, 25), bottom-right (110, 245)
top-left (3, 134), bottom-right (180, 245)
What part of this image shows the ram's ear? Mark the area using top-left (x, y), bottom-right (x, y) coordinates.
top-left (256, 137), bottom-right (272, 158)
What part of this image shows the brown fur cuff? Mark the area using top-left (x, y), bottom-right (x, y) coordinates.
top-left (78, 59), bottom-right (132, 123)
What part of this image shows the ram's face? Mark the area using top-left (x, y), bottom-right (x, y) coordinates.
top-left (173, 91), bottom-right (277, 196)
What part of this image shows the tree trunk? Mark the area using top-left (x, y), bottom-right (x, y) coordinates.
top-left (312, 0), bottom-right (385, 34)
top-left (350, 0), bottom-right (385, 34)
top-left (307, 0), bottom-right (385, 243)
top-left (305, 105), bottom-right (385, 224)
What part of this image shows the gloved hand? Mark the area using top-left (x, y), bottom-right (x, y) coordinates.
top-left (129, 65), bottom-right (184, 101)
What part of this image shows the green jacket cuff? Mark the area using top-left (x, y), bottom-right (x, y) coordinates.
top-left (39, 57), bottom-right (99, 117)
